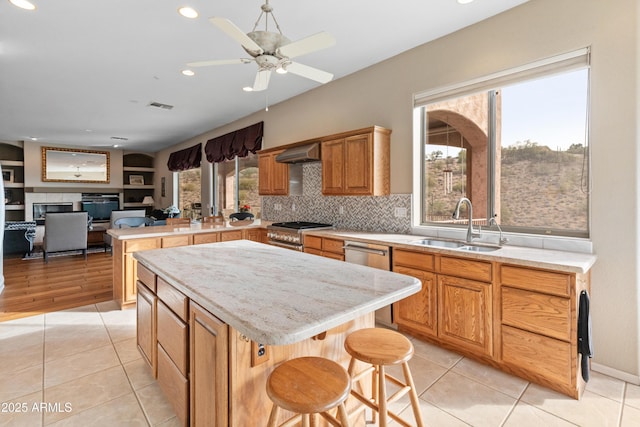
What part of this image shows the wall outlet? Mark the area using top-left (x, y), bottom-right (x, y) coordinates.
top-left (251, 341), bottom-right (270, 367)
top-left (394, 207), bottom-right (408, 218)
top-left (339, 206), bottom-right (344, 215)
top-left (274, 203), bottom-right (282, 211)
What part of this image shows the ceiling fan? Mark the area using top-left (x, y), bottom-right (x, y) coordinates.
top-left (187, 0), bottom-right (336, 92)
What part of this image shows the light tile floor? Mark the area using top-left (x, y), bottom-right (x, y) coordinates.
top-left (0, 302), bottom-right (638, 426)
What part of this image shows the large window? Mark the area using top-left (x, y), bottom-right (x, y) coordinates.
top-left (416, 50), bottom-right (590, 237)
top-left (178, 168), bottom-right (201, 219)
top-left (213, 153), bottom-right (260, 218)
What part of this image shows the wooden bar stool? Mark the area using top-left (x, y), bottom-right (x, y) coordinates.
top-left (266, 356), bottom-right (352, 427)
top-left (344, 328), bottom-right (424, 427)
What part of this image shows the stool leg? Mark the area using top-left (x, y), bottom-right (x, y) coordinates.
top-left (337, 403), bottom-right (352, 427)
top-left (402, 361), bottom-right (424, 427)
top-left (371, 365), bottom-right (379, 424)
top-left (267, 404), bottom-right (280, 427)
top-left (378, 365), bottom-right (388, 427)
top-left (302, 413), bottom-right (310, 427)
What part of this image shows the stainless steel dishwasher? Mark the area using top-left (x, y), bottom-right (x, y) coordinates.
top-left (343, 240), bottom-right (395, 328)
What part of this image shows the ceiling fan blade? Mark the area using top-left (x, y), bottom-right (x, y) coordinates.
top-left (251, 69), bottom-right (271, 92)
top-left (285, 62), bottom-right (333, 84)
top-left (210, 17), bottom-right (263, 55)
top-left (277, 32), bottom-right (336, 59)
top-left (187, 58), bottom-right (252, 67)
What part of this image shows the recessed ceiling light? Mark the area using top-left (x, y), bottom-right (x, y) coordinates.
top-left (243, 86), bottom-right (253, 92)
top-left (181, 69), bottom-right (195, 76)
top-left (178, 6), bottom-right (198, 19)
top-left (29, 136), bottom-right (38, 141)
top-left (9, 0), bottom-right (36, 11)
top-left (457, 0), bottom-right (474, 4)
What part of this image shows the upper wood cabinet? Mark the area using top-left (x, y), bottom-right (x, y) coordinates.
top-left (258, 150), bottom-right (289, 195)
top-left (321, 126), bottom-right (391, 196)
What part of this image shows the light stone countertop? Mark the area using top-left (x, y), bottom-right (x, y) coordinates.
top-left (305, 230), bottom-right (597, 274)
top-left (106, 219), bottom-right (268, 240)
top-left (133, 240), bottom-right (421, 345)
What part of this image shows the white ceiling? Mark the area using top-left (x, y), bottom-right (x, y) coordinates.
top-left (0, 0), bottom-right (528, 152)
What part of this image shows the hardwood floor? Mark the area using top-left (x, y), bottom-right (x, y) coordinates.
top-left (0, 251), bottom-right (113, 322)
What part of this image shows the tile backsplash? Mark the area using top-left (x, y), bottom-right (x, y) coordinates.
top-left (261, 162), bottom-right (412, 233)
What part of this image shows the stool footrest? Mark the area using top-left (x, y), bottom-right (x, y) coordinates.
top-left (348, 389), bottom-right (411, 426)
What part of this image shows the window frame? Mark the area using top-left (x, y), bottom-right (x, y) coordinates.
top-left (412, 48), bottom-right (591, 240)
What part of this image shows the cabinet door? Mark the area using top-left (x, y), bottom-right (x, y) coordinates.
top-left (190, 302), bottom-right (229, 427)
top-left (438, 275), bottom-right (493, 356)
top-left (220, 230), bottom-right (243, 241)
top-left (321, 138), bottom-right (345, 194)
top-left (162, 235), bottom-right (192, 248)
top-left (258, 152), bottom-right (289, 195)
top-left (393, 266), bottom-right (437, 338)
top-left (136, 282), bottom-right (157, 376)
top-left (343, 133), bottom-right (372, 194)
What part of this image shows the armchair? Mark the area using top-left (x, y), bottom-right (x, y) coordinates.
top-left (43, 212), bottom-right (89, 263)
top-left (104, 209), bottom-right (145, 253)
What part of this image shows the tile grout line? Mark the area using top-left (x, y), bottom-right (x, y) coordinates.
top-left (96, 303), bottom-right (153, 427)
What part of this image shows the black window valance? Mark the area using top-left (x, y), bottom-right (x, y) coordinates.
top-left (205, 121), bottom-right (263, 163)
top-left (167, 143), bottom-right (202, 172)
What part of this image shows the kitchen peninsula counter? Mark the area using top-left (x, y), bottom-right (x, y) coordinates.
top-left (133, 240), bottom-right (421, 345)
top-left (108, 220), bottom-right (269, 308)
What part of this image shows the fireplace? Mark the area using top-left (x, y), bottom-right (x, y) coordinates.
top-left (33, 203), bottom-right (73, 225)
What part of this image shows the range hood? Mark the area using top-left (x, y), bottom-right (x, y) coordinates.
top-left (275, 143), bottom-right (320, 163)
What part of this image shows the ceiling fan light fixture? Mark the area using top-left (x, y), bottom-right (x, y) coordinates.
top-left (9, 0), bottom-right (36, 11)
top-left (178, 6), bottom-right (198, 19)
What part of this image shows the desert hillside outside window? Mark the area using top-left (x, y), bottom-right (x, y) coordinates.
top-left (213, 153), bottom-right (260, 218)
top-left (414, 49), bottom-right (590, 238)
top-left (178, 167), bottom-right (201, 219)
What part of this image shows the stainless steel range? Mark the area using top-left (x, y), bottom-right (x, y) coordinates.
top-left (267, 221), bottom-right (334, 251)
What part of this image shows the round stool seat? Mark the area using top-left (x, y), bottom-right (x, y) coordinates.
top-left (344, 327), bottom-right (414, 365)
top-left (267, 356), bottom-right (351, 415)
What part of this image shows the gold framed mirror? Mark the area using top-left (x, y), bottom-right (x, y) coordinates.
top-left (42, 147), bottom-right (110, 183)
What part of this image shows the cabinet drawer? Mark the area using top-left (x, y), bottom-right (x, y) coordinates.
top-left (157, 277), bottom-right (188, 322)
top-left (157, 301), bottom-right (188, 376)
top-left (501, 325), bottom-right (572, 388)
top-left (124, 238), bottom-right (159, 253)
top-left (322, 238), bottom-right (344, 255)
top-left (502, 287), bottom-right (570, 341)
top-left (501, 265), bottom-right (571, 297)
top-left (193, 232), bottom-right (219, 245)
top-left (220, 230), bottom-right (243, 241)
top-left (440, 256), bottom-right (492, 282)
top-left (304, 235), bottom-right (322, 250)
top-left (323, 252), bottom-right (344, 261)
top-left (393, 249), bottom-right (434, 271)
top-left (136, 282), bottom-right (156, 375)
top-left (157, 345), bottom-right (189, 427)
top-left (161, 235), bottom-right (192, 248)
top-left (137, 263), bottom-right (156, 292)
top-left (304, 247), bottom-right (323, 256)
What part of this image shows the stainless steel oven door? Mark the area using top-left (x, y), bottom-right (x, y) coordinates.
top-left (268, 240), bottom-right (303, 251)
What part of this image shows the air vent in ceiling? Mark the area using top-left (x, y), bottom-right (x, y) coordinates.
top-left (110, 136), bottom-right (129, 141)
top-left (148, 101), bottom-right (174, 110)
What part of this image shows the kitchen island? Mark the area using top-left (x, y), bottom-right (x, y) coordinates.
top-left (133, 240), bottom-right (421, 426)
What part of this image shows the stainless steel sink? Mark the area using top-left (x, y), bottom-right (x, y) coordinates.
top-left (458, 244), bottom-right (500, 253)
top-left (411, 239), bottom-right (466, 249)
top-left (410, 238), bottom-right (501, 252)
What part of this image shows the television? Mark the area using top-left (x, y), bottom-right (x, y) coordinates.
top-left (81, 200), bottom-right (119, 221)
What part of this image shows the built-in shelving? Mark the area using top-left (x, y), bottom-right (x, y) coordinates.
top-left (123, 153), bottom-right (155, 213)
top-left (1, 143), bottom-right (26, 221)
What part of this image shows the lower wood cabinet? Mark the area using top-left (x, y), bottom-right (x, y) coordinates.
top-left (438, 274), bottom-right (492, 356)
top-left (136, 282), bottom-right (156, 376)
top-left (392, 247), bottom-right (589, 399)
top-left (304, 235), bottom-right (344, 260)
top-left (189, 301), bottom-right (229, 427)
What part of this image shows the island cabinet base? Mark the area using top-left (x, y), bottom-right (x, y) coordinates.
top-left (138, 272), bottom-right (374, 426)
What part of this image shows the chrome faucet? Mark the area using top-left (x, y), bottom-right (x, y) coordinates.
top-left (452, 197), bottom-right (481, 242)
top-left (488, 215), bottom-right (509, 246)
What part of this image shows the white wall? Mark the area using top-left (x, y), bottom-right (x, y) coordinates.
top-left (157, 0), bottom-right (640, 379)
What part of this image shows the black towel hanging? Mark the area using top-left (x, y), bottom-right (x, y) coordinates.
top-left (578, 290), bottom-right (593, 382)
